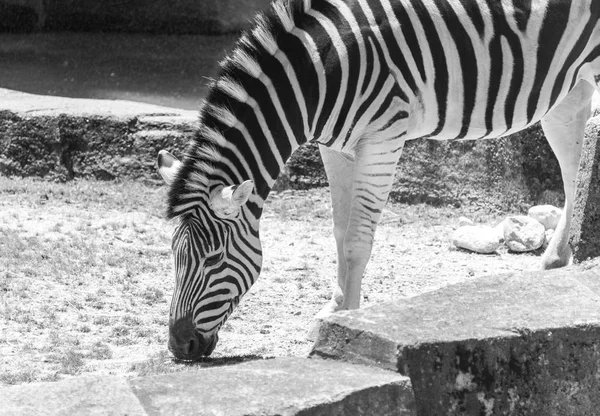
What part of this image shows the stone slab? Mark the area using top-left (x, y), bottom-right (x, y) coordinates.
top-left (0, 375), bottom-right (147, 416)
top-left (571, 115), bottom-right (600, 263)
top-left (311, 266), bottom-right (600, 415)
top-left (0, 357), bottom-right (414, 415)
top-left (129, 357), bottom-right (414, 416)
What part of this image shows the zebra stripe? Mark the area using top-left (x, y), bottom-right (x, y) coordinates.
top-left (162, 0), bottom-right (600, 353)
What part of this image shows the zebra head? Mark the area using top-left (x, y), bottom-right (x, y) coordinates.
top-left (157, 150), bottom-right (262, 360)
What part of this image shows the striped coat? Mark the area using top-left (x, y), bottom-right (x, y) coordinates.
top-left (158, 0), bottom-right (600, 360)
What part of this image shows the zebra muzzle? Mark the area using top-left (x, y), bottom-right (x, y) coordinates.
top-left (168, 317), bottom-right (218, 360)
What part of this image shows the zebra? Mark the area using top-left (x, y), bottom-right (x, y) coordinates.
top-left (157, 0), bottom-right (600, 360)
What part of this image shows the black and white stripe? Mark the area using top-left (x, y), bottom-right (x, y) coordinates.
top-left (164, 0), bottom-right (600, 343)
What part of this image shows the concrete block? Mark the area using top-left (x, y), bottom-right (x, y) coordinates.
top-left (570, 115), bottom-right (600, 263)
top-left (129, 357), bottom-right (415, 416)
top-left (312, 267), bottom-right (600, 415)
top-left (0, 375), bottom-right (147, 416)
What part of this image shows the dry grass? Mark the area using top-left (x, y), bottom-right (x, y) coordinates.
top-left (0, 177), bottom-right (541, 386)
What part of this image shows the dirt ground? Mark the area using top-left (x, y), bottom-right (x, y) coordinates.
top-left (0, 179), bottom-right (543, 385)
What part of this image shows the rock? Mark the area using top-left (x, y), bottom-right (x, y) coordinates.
top-left (458, 216), bottom-right (474, 227)
top-left (311, 267), bottom-right (600, 416)
top-left (0, 89), bottom-right (195, 181)
top-left (452, 225), bottom-right (501, 254)
top-left (1, 358), bottom-right (414, 416)
top-left (0, 376), bottom-right (147, 415)
top-left (528, 205), bottom-right (562, 230)
top-left (570, 114), bottom-right (600, 263)
top-left (494, 218), bottom-right (509, 243)
top-left (504, 215), bottom-right (545, 252)
top-left (129, 358), bottom-right (414, 416)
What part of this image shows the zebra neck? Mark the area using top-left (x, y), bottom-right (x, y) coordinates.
top-left (175, 0), bottom-right (332, 219)
top-left (196, 27), bottom-right (326, 215)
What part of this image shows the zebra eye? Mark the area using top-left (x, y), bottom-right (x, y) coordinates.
top-left (204, 253), bottom-right (223, 267)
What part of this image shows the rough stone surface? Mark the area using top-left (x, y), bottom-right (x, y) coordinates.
top-left (311, 266), bottom-right (600, 416)
top-left (504, 215), bottom-right (545, 252)
top-left (493, 218), bottom-right (508, 243)
top-left (452, 225), bottom-right (501, 254)
top-left (0, 376), bottom-right (147, 416)
top-left (0, 358), bottom-right (414, 415)
top-left (570, 115), bottom-right (600, 263)
top-left (0, 88), bottom-right (196, 181)
top-left (129, 357), bottom-right (414, 416)
top-left (528, 204), bottom-right (562, 230)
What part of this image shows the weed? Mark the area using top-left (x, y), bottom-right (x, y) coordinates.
top-left (135, 328), bottom-right (155, 339)
top-left (59, 349), bottom-right (85, 375)
top-left (129, 350), bottom-right (181, 378)
top-left (140, 286), bottom-right (165, 305)
top-left (92, 316), bottom-right (112, 326)
top-left (84, 293), bottom-right (98, 303)
top-left (151, 316), bottom-right (168, 326)
top-left (47, 331), bottom-right (60, 349)
top-left (112, 325), bottom-right (131, 337)
top-left (122, 314), bottom-right (143, 327)
top-left (0, 368), bottom-right (37, 385)
top-left (89, 341), bottom-right (112, 360)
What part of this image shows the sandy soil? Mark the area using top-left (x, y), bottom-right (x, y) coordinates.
top-left (0, 182), bottom-right (543, 385)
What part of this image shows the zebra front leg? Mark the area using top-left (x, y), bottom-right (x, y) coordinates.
top-left (541, 81), bottom-right (594, 269)
top-left (341, 139), bottom-right (404, 309)
top-left (315, 145), bottom-right (354, 319)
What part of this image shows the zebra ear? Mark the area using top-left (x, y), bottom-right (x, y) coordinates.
top-left (232, 180), bottom-right (254, 206)
top-left (157, 150), bottom-right (182, 186)
top-left (210, 180), bottom-right (254, 218)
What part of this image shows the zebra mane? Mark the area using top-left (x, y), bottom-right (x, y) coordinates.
top-left (166, 0), bottom-right (315, 219)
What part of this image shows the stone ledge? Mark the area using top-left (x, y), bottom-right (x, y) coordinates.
top-left (0, 88), bottom-right (196, 119)
top-left (0, 357), bottom-right (415, 416)
top-left (0, 375), bottom-right (147, 416)
top-left (0, 88), bottom-right (196, 180)
top-left (311, 265), bottom-right (600, 415)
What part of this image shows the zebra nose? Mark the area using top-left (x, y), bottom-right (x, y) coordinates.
top-left (168, 317), bottom-right (217, 360)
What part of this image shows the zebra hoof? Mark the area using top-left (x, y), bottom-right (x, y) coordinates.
top-left (541, 246), bottom-right (572, 270)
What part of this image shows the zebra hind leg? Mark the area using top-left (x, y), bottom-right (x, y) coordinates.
top-left (540, 81), bottom-right (594, 269)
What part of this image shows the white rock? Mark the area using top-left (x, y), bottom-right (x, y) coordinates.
top-left (504, 215), bottom-right (545, 252)
top-left (494, 218), bottom-right (509, 243)
top-left (458, 216), bottom-right (474, 227)
top-left (528, 205), bottom-right (562, 230)
top-left (452, 226), bottom-right (501, 254)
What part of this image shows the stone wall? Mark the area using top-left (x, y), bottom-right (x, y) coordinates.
top-left (0, 0), bottom-right (272, 34)
top-left (0, 89), bottom-right (197, 182)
